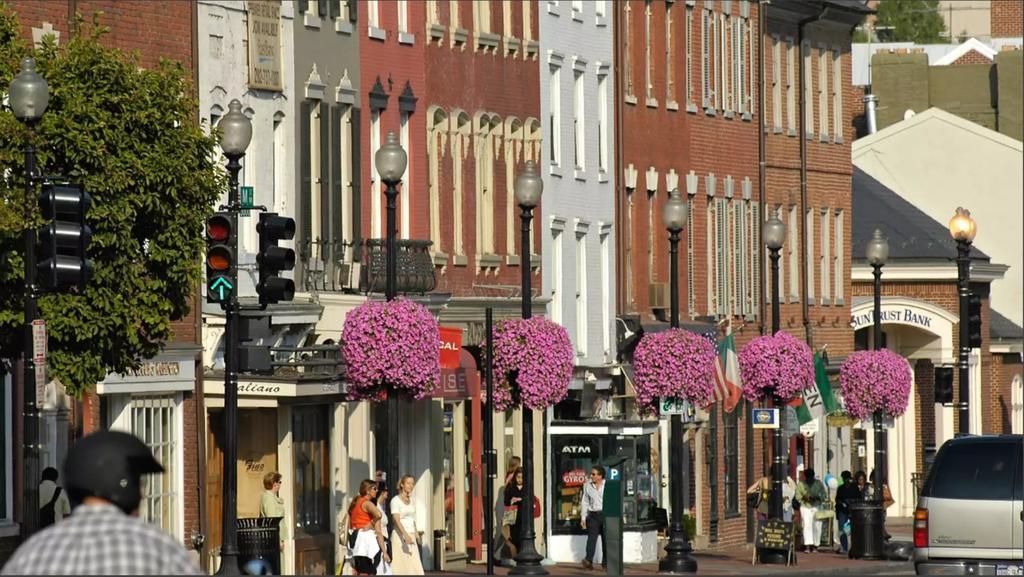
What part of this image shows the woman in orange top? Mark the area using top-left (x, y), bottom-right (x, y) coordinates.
top-left (343, 479), bottom-right (390, 575)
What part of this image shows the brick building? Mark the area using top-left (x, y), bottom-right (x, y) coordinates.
top-left (850, 167), bottom-right (1021, 519)
top-left (1, 0), bottom-right (203, 567)
top-left (613, 0), bottom-right (869, 554)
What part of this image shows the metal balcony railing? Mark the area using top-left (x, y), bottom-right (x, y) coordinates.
top-left (360, 238), bottom-right (437, 295)
top-left (298, 237), bottom-right (359, 294)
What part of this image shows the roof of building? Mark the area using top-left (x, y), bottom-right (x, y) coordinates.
top-left (851, 166), bottom-right (990, 262)
top-left (933, 37), bottom-right (998, 65)
top-left (851, 37), bottom-right (1024, 85)
top-left (991, 309), bottom-right (1024, 341)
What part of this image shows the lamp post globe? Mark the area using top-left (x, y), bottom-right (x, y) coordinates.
top-left (9, 58), bottom-right (49, 123)
top-left (217, 99), bottom-right (252, 157)
top-left (866, 229), bottom-right (889, 267)
top-left (764, 214), bottom-right (786, 251)
top-left (662, 189), bottom-right (688, 233)
top-left (376, 130), bottom-right (408, 185)
top-left (514, 160), bottom-right (543, 208)
top-left (948, 206), bottom-right (976, 243)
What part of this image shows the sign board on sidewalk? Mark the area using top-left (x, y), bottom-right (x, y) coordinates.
top-left (755, 518), bottom-right (794, 555)
top-left (752, 408), bottom-right (779, 429)
top-left (800, 419), bottom-right (820, 437)
top-left (32, 319), bottom-right (46, 363)
top-left (35, 364), bottom-right (46, 409)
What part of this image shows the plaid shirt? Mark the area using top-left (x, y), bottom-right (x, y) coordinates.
top-left (1, 504), bottom-right (202, 575)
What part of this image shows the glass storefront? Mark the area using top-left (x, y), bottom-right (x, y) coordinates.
top-left (550, 433), bottom-right (656, 534)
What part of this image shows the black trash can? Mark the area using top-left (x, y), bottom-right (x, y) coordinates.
top-left (848, 501), bottom-right (885, 560)
top-left (433, 530), bottom-right (447, 572)
top-left (237, 517), bottom-right (281, 575)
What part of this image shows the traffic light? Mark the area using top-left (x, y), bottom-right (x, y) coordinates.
top-left (36, 182), bottom-right (92, 292)
top-left (256, 213), bottom-right (295, 305)
top-left (238, 315), bottom-right (273, 375)
top-left (934, 366), bottom-right (954, 404)
top-left (967, 293), bottom-right (982, 348)
top-left (206, 212), bottom-right (236, 305)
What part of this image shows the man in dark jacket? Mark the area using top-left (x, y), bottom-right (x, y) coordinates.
top-left (833, 470), bottom-right (864, 554)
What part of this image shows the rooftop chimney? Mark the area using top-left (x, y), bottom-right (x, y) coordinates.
top-left (863, 92), bottom-right (879, 135)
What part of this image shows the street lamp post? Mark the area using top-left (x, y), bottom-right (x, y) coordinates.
top-left (375, 131), bottom-right (407, 502)
top-left (9, 57), bottom-right (50, 539)
top-left (866, 229), bottom-right (890, 506)
top-left (510, 160), bottom-right (545, 576)
top-left (659, 190), bottom-right (697, 574)
top-left (215, 99), bottom-right (252, 576)
top-left (763, 214), bottom-right (787, 565)
top-left (948, 207), bottom-right (976, 436)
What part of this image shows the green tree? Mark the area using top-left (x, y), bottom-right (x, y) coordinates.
top-left (0, 8), bottom-right (224, 395)
top-left (875, 0), bottom-right (947, 43)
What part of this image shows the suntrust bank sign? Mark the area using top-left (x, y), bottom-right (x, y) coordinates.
top-left (851, 307), bottom-right (935, 331)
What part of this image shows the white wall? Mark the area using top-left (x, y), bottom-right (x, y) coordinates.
top-left (853, 109), bottom-right (1024, 328)
top-left (539, 0), bottom-right (616, 368)
top-left (198, 1), bottom-right (296, 298)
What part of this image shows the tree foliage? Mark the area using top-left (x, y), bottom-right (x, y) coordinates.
top-left (875, 0), bottom-right (947, 44)
top-left (0, 8), bottom-right (224, 395)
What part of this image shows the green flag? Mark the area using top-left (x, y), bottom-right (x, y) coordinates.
top-left (789, 352), bottom-right (840, 426)
top-left (815, 351), bottom-right (840, 414)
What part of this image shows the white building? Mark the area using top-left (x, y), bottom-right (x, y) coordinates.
top-left (539, 0), bottom-right (633, 565)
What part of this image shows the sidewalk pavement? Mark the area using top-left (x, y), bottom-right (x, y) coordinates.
top-left (431, 519), bottom-right (915, 576)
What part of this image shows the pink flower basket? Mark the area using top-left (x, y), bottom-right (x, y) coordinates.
top-left (489, 317), bottom-right (574, 411)
top-left (342, 298), bottom-right (441, 401)
top-left (633, 328), bottom-right (717, 414)
top-left (838, 349), bottom-right (912, 421)
top-left (738, 331), bottom-right (815, 402)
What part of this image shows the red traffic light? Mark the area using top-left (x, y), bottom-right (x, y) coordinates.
top-left (207, 214), bottom-right (232, 242)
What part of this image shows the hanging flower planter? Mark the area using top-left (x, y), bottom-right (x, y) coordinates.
top-left (342, 298), bottom-right (440, 401)
top-left (838, 349), bottom-right (912, 421)
top-left (632, 328), bottom-right (717, 415)
top-left (738, 331), bottom-right (815, 402)
top-left (489, 317), bottom-right (574, 412)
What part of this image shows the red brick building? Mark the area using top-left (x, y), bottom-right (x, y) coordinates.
top-left (2, 0), bottom-right (203, 564)
top-left (614, 0), bottom-right (869, 551)
top-left (991, 0), bottom-right (1024, 39)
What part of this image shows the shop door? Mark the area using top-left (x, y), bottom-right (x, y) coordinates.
top-left (206, 409), bottom-right (278, 570)
top-left (292, 405), bottom-right (333, 575)
top-left (442, 398), bottom-right (482, 559)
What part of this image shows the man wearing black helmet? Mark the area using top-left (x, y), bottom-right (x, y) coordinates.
top-left (1, 430), bottom-right (202, 575)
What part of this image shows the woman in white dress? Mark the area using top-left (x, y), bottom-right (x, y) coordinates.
top-left (389, 475), bottom-right (424, 575)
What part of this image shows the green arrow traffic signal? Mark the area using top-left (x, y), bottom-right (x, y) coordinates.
top-left (209, 275), bottom-right (234, 302)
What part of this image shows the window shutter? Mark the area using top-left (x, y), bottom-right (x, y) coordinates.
top-left (320, 105), bottom-right (331, 248)
top-left (750, 202), bottom-right (759, 317)
top-left (717, 198), bottom-right (728, 316)
top-left (350, 107), bottom-right (363, 260)
top-left (330, 0), bottom-right (341, 20)
top-left (318, 0), bottom-right (329, 18)
top-left (298, 0), bottom-right (307, 14)
top-left (350, 0), bottom-right (358, 23)
top-left (687, 199), bottom-right (695, 317)
top-left (707, 202), bottom-right (715, 314)
top-left (300, 100), bottom-right (313, 271)
top-left (331, 105), bottom-right (344, 250)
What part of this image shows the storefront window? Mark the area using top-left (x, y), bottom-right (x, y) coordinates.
top-left (551, 434), bottom-right (655, 534)
top-left (293, 405), bottom-right (330, 534)
top-left (132, 395), bottom-right (179, 539)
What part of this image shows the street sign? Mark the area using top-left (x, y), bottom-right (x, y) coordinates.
top-left (782, 407), bottom-right (801, 438)
top-left (208, 275), bottom-right (234, 303)
top-left (31, 319), bottom-right (46, 363)
top-left (800, 419), bottom-right (819, 437)
top-left (752, 408), bottom-right (779, 429)
top-left (660, 396), bottom-right (701, 424)
top-left (240, 186), bottom-right (254, 217)
top-left (35, 363), bottom-right (46, 409)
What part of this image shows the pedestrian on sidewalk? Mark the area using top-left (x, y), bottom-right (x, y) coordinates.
top-left (343, 479), bottom-right (390, 576)
top-left (389, 475), bottom-right (423, 575)
top-left (502, 467), bottom-right (525, 564)
top-left (833, 471), bottom-right (860, 554)
top-left (38, 467), bottom-right (71, 528)
top-left (1, 431), bottom-right (201, 575)
top-left (580, 465), bottom-right (607, 571)
top-left (746, 471), bottom-right (772, 521)
top-left (259, 471), bottom-right (287, 574)
top-left (493, 456), bottom-right (521, 567)
top-left (795, 468), bottom-right (827, 553)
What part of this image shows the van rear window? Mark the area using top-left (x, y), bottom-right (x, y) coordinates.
top-left (922, 441), bottom-right (1021, 501)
